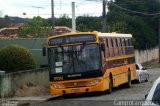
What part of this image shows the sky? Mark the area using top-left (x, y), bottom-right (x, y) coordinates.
top-left (0, 0), bottom-right (106, 18)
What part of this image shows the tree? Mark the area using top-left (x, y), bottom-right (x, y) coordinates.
top-left (47, 14), bottom-right (72, 28)
top-left (18, 16), bottom-right (51, 38)
top-left (47, 14), bottom-right (102, 32)
top-left (76, 15), bottom-right (102, 32)
top-left (55, 14), bottom-right (72, 28)
top-left (107, 0), bottom-right (160, 49)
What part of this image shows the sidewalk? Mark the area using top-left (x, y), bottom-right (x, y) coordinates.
top-left (0, 95), bottom-right (60, 106)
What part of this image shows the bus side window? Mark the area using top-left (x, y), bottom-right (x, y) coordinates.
top-left (128, 39), bottom-right (130, 46)
top-left (106, 38), bottom-right (109, 57)
top-left (119, 38), bottom-right (123, 55)
top-left (111, 38), bottom-right (114, 57)
top-left (112, 38), bottom-right (117, 56)
top-left (106, 38), bottom-right (109, 48)
top-left (124, 38), bottom-right (127, 47)
top-left (115, 38), bottom-right (119, 56)
top-left (126, 38), bottom-right (130, 54)
top-left (108, 38), bottom-right (112, 57)
top-left (122, 38), bottom-right (125, 55)
top-left (124, 38), bottom-right (128, 55)
top-left (111, 38), bottom-right (114, 48)
top-left (115, 38), bottom-right (118, 47)
top-left (119, 38), bottom-right (122, 47)
top-left (130, 39), bottom-right (133, 46)
top-left (100, 38), bottom-right (106, 58)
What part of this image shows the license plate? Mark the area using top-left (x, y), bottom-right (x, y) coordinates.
top-left (71, 89), bottom-right (79, 93)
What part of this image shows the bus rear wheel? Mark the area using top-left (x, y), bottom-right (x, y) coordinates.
top-left (107, 78), bottom-right (113, 94)
top-left (125, 71), bottom-right (131, 88)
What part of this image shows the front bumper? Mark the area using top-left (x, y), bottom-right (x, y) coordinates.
top-left (50, 78), bottom-right (108, 95)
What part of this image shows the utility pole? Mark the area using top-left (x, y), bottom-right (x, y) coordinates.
top-left (158, 18), bottom-right (160, 63)
top-left (72, 2), bottom-right (76, 32)
top-left (102, 0), bottom-right (107, 32)
top-left (51, 0), bottom-right (55, 36)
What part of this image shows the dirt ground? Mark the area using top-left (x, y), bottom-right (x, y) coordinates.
top-left (14, 83), bottom-right (50, 97)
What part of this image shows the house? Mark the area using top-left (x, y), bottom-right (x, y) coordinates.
top-left (0, 23), bottom-right (73, 38)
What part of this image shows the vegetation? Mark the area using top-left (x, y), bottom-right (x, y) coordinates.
top-left (0, 44), bottom-right (36, 73)
top-left (1, 0), bottom-right (160, 50)
top-left (18, 16), bottom-right (51, 38)
top-left (106, 0), bottom-right (160, 49)
top-left (45, 0), bottom-right (160, 50)
top-left (76, 16), bottom-right (102, 32)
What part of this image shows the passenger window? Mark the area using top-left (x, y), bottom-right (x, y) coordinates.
top-left (120, 39), bottom-right (123, 47)
top-left (115, 38), bottom-right (118, 47)
top-left (111, 38), bottom-right (114, 47)
top-left (124, 39), bottom-right (128, 47)
top-left (130, 39), bottom-right (133, 46)
top-left (106, 38), bottom-right (109, 48)
top-left (128, 39), bottom-right (131, 46)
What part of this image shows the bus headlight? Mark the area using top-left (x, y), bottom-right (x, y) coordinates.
top-left (88, 80), bottom-right (99, 86)
top-left (50, 83), bottom-right (63, 89)
top-left (54, 84), bottom-right (61, 89)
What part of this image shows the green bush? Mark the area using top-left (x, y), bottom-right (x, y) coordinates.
top-left (0, 44), bottom-right (36, 73)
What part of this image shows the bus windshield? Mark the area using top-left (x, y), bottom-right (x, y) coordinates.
top-left (49, 44), bottom-right (101, 74)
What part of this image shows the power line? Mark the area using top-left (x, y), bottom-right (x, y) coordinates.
top-left (6, 13), bottom-right (102, 16)
top-left (76, 0), bottom-right (87, 7)
top-left (110, 2), bottom-right (160, 16)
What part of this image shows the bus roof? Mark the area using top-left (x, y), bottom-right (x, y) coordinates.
top-left (47, 32), bottom-right (132, 40)
top-left (97, 32), bottom-right (132, 38)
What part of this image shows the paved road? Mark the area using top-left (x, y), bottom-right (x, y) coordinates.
top-left (27, 68), bottom-right (160, 106)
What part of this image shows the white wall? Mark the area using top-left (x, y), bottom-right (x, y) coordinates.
top-left (134, 47), bottom-right (159, 63)
top-left (0, 68), bottom-right (49, 97)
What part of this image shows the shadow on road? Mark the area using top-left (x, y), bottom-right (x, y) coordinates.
top-left (47, 91), bottom-right (108, 101)
top-left (46, 87), bottom-right (127, 101)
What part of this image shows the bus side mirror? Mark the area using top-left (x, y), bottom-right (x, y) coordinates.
top-left (101, 43), bottom-right (105, 51)
top-left (42, 47), bottom-right (46, 56)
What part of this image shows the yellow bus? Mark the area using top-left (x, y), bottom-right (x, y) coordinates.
top-left (43, 31), bottom-right (136, 95)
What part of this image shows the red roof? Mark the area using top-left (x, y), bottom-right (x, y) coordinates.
top-left (0, 24), bottom-right (73, 38)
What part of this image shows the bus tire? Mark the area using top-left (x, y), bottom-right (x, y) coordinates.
top-left (126, 71), bottom-right (131, 88)
top-left (107, 77), bottom-right (113, 94)
top-left (145, 74), bottom-right (149, 82)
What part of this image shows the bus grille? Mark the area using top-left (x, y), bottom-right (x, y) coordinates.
top-left (62, 81), bottom-right (88, 88)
